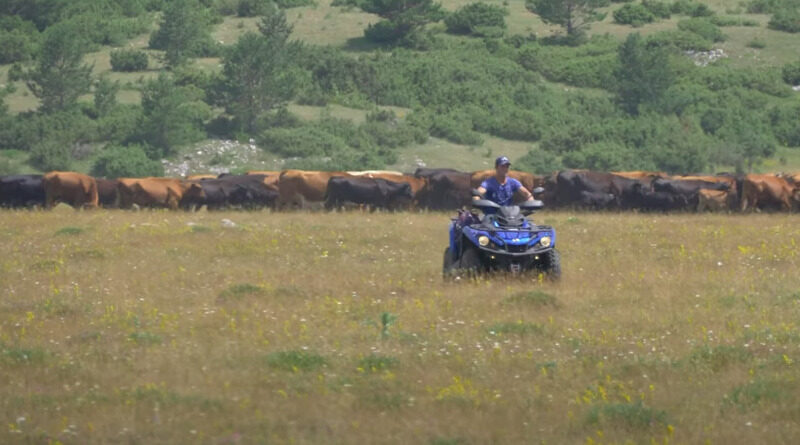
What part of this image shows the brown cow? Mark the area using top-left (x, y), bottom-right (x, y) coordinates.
top-left (612, 171), bottom-right (667, 180)
top-left (186, 174), bottom-right (218, 181)
top-left (740, 174), bottom-right (794, 212)
top-left (43, 171), bottom-right (98, 209)
top-left (246, 171), bottom-right (280, 188)
top-left (697, 189), bottom-right (734, 212)
top-left (117, 177), bottom-right (195, 210)
top-left (277, 170), bottom-right (351, 209)
top-left (470, 170), bottom-right (542, 192)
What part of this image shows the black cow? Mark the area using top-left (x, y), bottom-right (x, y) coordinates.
top-left (96, 178), bottom-right (119, 208)
top-left (413, 167), bottom-right (463, 178)
top-left (181, 174), bottom-right (278, 210)
top-left (0, 175), bottom-right (45, 208)
top-left (417, 170), bottom-right (472, 210)
top-left (325, 177), bottom-right (413, 211)
top-left (652, 178), bottom-right (729, 208)
top-left (554, 170), bottom-right (647, 209)
top-left (579, 191), bottom-right (617, 209)
top-left (621, 183), bottom-right (690, 211)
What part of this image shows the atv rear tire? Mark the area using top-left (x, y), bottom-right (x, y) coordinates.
top-left (443, 247), bottom-right (456, 279)
top-left (542, 249), bottom-right (561, 281)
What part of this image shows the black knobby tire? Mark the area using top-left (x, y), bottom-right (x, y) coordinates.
top-left (442, 247), bottom-right (455, 279)
top-left (458, 245), bottom-right (483, 278)
top-left (542, 249), bottom-right (561, 281)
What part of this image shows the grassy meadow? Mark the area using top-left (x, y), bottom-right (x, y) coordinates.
top-left (1, 209), bottom-right (800, 443)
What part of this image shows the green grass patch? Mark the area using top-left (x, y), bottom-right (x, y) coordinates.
top-left (728, 377), bottom-right (798, 410)
top-left (502, 290), bottom-right (559, 307)
top-left (190, 224), bottom-right (212, 233)
top-left (487, 321), bottom-right (544, 336)
top-left (128, 331), bottom-right (163, 346)
top-left (688, 344), bottom-right (753, 372)
top-left (358, 354), bottom-right (399, 372)
top-left (266, 350), bottom-right (327, 372)
top-left (29, 259), bottom-right (63, 272)
top-left (219, 283), bottom-right (266, 300)
top-left (585, 401), bottom-right (669, 429)
top-left (55, 226), bottom-right (85, 236)
top-left (67, 248), bottom-right (106, 260)
top-left (1, 343), bottom-right (49, 365)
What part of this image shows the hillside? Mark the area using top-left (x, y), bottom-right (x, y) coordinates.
top-left (1, 0), bottom-right (800, 175)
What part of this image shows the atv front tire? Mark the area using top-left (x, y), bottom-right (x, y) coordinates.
top-left (542, 249), bottom-right (561, 281)
top-left (457, 246), bottom-right (482, 278)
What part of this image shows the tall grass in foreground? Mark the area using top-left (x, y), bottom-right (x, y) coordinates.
top-left (0, 210), bottom-right (799, 443)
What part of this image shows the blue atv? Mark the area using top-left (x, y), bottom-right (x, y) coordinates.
top-left (443, 189), bottom-right (560, 280)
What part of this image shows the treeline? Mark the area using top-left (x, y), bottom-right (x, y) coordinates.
top-left (1, 0), bottom-right (800, 177)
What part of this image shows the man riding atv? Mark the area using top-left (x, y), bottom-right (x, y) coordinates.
top-left (444, 156), bottom-right (560, 279)
top-left (474, 156), bottom-right (536, 206)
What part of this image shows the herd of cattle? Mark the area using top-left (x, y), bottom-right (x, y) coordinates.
top-left (1, 168), bottom-right (800, 212)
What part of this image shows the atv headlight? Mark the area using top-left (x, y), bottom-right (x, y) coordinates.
top-left (539, 236), bottom-right (551, 248)
top-left (478, 235), bottom-right (490, 247)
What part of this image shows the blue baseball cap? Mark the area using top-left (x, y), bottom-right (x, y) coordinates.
top-left (495, 156), bottom-right (511, 167)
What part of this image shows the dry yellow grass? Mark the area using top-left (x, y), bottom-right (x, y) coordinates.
top-left (1, 209), bottom-right (799, 444)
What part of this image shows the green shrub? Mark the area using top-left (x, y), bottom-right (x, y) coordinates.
top-left (671, 0), bottom-right (715, 16)
top-left (445, 3), bottom-right (507, 36)
top-left (97, 104), bottom-right (142, 144)
top-left (769, 103), bottom-right (800, 146)
top-left (613, 4), bottom-right (656, 26)
top-left (642, 0), bottom-right (672, 18)
top-left (745, 0), bottom-right (795, 14)
top-left (646, 30), bottom-right (713, 50)
top-left (90, 144), bottom-right (164, 178)
top-left (274, 0), bottom-right (316, 7)
top-left (29, 138), bottom-right (72, 171)
top-left (237, 0), bottom-right (270, 15)
top-left (110, 49), bottom-right (149, 72)
top-left (769, 8), bottom-right (800, 32)
top-left (236, 0), bottom-right (312, 16)
top-left (514, 147), bottom-right (564, 174)
top-left (747, 38), bottom-right (767, 48)
top-left (677, 18), bottom-right (726, 42)
top-left (364, 20), bottom-right (406, 43)
top-left (0, 17), bottom-right (40, 64)
top-left (782, 60), bottom-right (800, 84)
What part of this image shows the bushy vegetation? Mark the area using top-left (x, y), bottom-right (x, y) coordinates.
top-left (445, 3), bottom-right (508, 37)
top-left (677, 18), bottom-right (726, 42)
top-left (90, 144), bottom-right (164, 178)
top-left (670, 0), bottom-right (715, 16)
top-left (782, 60), bottom-right (800, 84)
top-left (110, 49), bottom-right (149, 72)
top-left (642, 0), bottom-right (672, 19)
top-left (769, 8), bottom-right (800, 33)
top-left (257, 111), bottom-right (425, 170)
top-left (613, 3), bottom-right (656, 26)
top-left (1, 0), bottom-right (799, 175)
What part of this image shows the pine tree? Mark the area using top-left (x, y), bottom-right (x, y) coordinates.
top-left (24, 20), bottom-right (93, 113)
top-left (525, 0), bottom-right (607, 37)
top-left (216, 6), bottom-right (299, 133)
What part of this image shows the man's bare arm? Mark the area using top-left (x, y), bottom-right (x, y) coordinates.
top-left (517, 187), bottom-right (534, 202)
top-left (473, 186), bottom-right (487, 200)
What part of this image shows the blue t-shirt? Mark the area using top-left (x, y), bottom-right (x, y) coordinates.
top-left (481, 177), bottom-right (521, 206)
